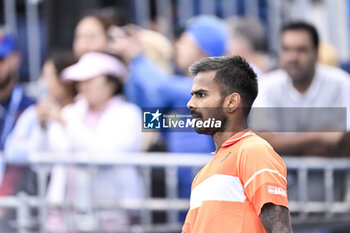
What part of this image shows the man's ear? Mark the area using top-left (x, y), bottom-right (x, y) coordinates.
top-left (224, 93), bottom-right (240, 113)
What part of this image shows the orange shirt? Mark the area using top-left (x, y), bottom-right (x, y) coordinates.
top-left (182, 130), bottom-right (288, 233)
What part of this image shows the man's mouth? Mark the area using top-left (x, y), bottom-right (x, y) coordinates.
top-left (190, 110), bottom-right (202, 120)
top-left (286, 63), bottom-right (300, 71)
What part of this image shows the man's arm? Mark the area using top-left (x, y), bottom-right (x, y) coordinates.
top-left (258, 132), bottom-right (344, 156)
top-left (260, 203), bottom-right (293, 233)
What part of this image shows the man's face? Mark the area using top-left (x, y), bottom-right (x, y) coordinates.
top-left (175, 32), bottom-right (206, 75)
top-left (280, 30), bottom-right (318, 82)
top-left (187, 70), bottom-right (226, 135)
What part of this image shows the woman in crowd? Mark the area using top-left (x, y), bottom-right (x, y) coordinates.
top-left (74, 8), bottom-right (173, 73)
top-left (45, 51), bottom-right (144, 232)
top-left (73, 11), bottom-right (114, 59)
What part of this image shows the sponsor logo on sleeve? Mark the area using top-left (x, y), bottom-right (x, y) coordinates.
top-left (267, 185), bottom-right (287, 197)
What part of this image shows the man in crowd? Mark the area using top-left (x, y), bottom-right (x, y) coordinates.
top-left (252, 21), bottom-right (350, 204)
top-left (0, 32), bottom-right (35, 231)
top-left (227, 17), bottom-right (271, 76)
top-left (253, 21), bottom-right (350, 156)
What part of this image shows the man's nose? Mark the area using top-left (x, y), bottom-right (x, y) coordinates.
top-left (286, 50), bottom-right (299, 61)
top-left (187, 96), bottom-right (195, 110)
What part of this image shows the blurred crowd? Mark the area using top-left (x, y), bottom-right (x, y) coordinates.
top-left (0, 6), bottom-right (349, 232)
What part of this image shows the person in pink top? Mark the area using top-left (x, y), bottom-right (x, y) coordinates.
top-left (46, 51), bottom-right (144, 232)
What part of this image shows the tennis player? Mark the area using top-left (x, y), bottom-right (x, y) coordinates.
top-left (183, 56), bottom-right (293, 233)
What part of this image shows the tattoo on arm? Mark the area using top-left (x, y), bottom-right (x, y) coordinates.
top-left (260, 203), bottom-right (293, 233)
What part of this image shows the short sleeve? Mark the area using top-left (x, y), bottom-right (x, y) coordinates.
top-left (237, 138), bottom-right (289, 216)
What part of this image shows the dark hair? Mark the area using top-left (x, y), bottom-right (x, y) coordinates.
top-left (281, 21), bottom-right (319, 49)
top-left (47, 49), bottom-right (77, 97)
top-left (49, 49), bottom-right (76, 74)
top-left (106, 75), bottom-right (123, 95)
top-left (79, 7), bottom-right (131, 33)
top-left (190, 56), bottom-right (258, 117)
top-left (78, 13), bottom-right (113, 34)
top-left (101, 51), bottom-right (125, 95)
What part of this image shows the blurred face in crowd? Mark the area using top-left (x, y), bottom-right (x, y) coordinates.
top-left (0, 53), bottom-right (20, 88)
top-left (187, 70), bottom-right (227, 135)
top-left (73, 16), bottom-right (108, 58)
top-left (280, 29), bottom-right (318, 84)
top-left (175, 32), bottom-right (207, 76)
top-left (77, 75), bottom-right (116, 110)
top-left (41, 60), bottom-right (74, 103)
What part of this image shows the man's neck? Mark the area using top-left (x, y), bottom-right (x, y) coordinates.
top-left (292, 70), bottom-right (315, 94)
top-left (212, 122), bottom-right (248, 152)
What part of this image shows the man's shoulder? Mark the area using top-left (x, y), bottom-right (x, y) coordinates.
top-left (235, 134), bottom-right (279, 160)
top-left (240, 134), bottom-right (273, 151)
top-left (237, 134), bottom-right (285, 169)
top-left (221, 134), bottom-right (273, 155)
top-left (317, 64), bottom-right (350, 84)
top-left (316, 65), bottom-right (350, 101)
top-left (317, 64), bottom-right (350, 77)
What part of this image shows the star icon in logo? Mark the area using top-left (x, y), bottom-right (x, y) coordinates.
top-left (151, 109), bottom-right (162, 122)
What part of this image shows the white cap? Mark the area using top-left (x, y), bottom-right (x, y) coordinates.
top-left (61, 52), bottom-right (127, 82)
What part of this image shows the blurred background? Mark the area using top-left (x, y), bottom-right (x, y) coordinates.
top-left (0, 0), bottom-right (350, 233)
top-left (1, 0), bottom-right (350, 83)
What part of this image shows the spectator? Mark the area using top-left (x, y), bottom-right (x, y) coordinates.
top-left (73, 8), bottom-right (173, 75)
top-left (253, 21), bottom-right (350, 155)
top-left (109, 15), bottom-right (229, 216)
top-left (46, 51), bottom-right (144, 231)
top-left (251, 21), bottom-right (350, 207)
top-left (226, 17), bottom-right (271, 76)
top-left (3, 50), bottom-right (75, 232)
top-left (4, 49), bottom-right (76, 164)
top-left (73, 12), bottom-right (113, 59)
top-left (227, 17), bottom-right (273, 77)
top-left (0, 32), bottom-right (35, 232)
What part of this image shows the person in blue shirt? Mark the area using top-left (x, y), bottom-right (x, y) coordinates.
top-left (109, 15), bottom-right (229, 213)
top-left (0, 32), bottom-right (35, 232)
top-left (0, 34), bottom-right (36, 150)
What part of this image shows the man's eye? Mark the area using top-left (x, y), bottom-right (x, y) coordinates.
top-left (197, 93), bottom-right (206, 98)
